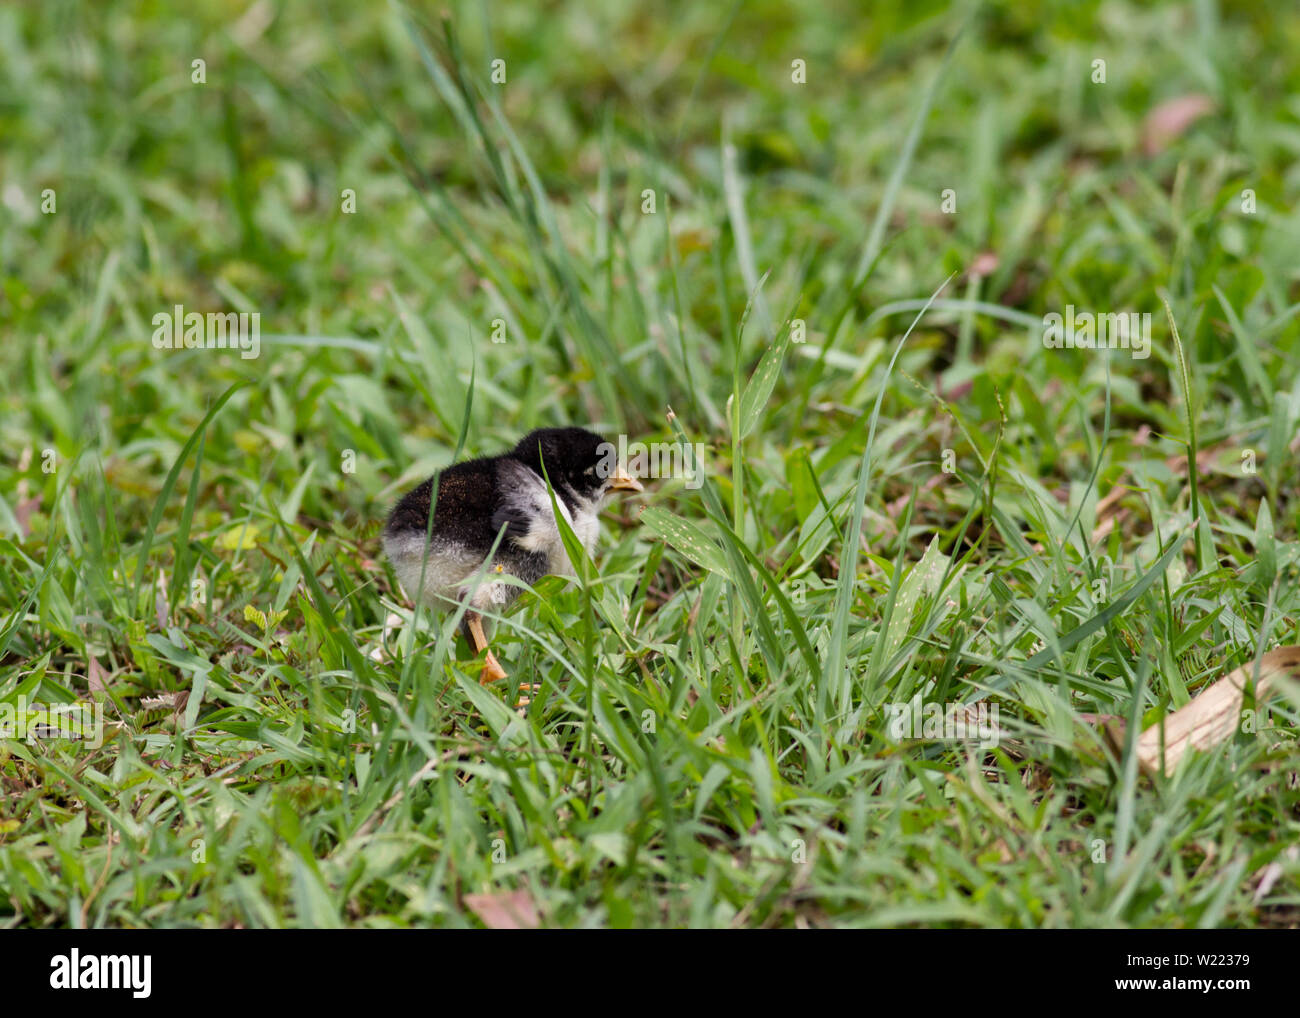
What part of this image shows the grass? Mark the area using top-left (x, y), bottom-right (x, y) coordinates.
top-left (2, 0), bottom-right (1299, 928)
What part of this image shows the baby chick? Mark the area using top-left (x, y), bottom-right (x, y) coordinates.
top-left (384, 427), bottom-right (642, 681)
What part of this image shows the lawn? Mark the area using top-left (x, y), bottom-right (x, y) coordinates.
top-left (2, 0), bottom-right (1299, 928)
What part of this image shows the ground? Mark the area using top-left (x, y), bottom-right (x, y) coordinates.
top-left (1, 0), bottom-right (1299, 928)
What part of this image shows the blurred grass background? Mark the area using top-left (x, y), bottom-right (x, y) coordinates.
top-left (1, 0), bottom-right (1299, 927)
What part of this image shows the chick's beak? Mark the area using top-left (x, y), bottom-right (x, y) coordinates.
top-left (609, 465), bottom-right (644, 493)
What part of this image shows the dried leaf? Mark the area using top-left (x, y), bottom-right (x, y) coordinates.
top-left (87, 656), bottom-right (109, 694)
top-left (1253, 847), bottom-right (1298, 905)
top-left (968, 251), bottom-right (999, 279)
top-left (464, 889), bottom-right (541, 929)
top-left (14, 494), bottom-right (41, 538)
top-left (1142, 94), bottom-right (1214, 155)
top-left (141, 690), bottom-right (190, 716)
top-left (1127, 647), bottom-right (1300, 776)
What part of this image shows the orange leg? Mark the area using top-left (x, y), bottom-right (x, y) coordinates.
top-left (465, 611), bottom-right (507, 683)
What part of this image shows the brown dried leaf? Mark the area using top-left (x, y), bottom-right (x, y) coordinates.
top-left (464, 889), bottom-right (541, 929)
top-left (1253, 846), bottom-right (1298, 905)
top-left (14, 494), bottom-right (41, 539)
top-left (968, 251), bottom-right (999, 279)
top-left (1131, 647), bottom-right (1300, 776)
top-left (142, 690), bottom-right (190, 716)
top-left (87, 657), bottom-right (109, 694)
top-left (1142, 94), bottom-right (1215, 156)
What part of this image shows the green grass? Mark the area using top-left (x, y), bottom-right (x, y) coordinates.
top-left (2, 0), bottom-right (1300, 928)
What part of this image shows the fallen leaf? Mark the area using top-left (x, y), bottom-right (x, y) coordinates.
top-left (1253, 847), bottom-right (1298, 905)
top-left (1142, 94), bottom-right (1215, 156)
top-left (1108, 647), bottom-right (1300, 776)
top-left (142, 690), bottom-right (190, 717)
top-left (15, 494), bottom-right (42, 538)
top-left (464, 889), bottom-right (541, 929)
top-left (87, 657), bottom-right (109, 694)
top-left (968, 251), bottom-right (999, 279)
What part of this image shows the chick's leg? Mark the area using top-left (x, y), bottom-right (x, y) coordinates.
top-left (465, 610), bottom-right (507, 683)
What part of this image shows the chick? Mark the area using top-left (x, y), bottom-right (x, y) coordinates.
top-left (384, 427), bottom-right (642, 681)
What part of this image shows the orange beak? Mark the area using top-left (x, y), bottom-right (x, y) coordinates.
top-left (609, 465), bottom-right (644, 492)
